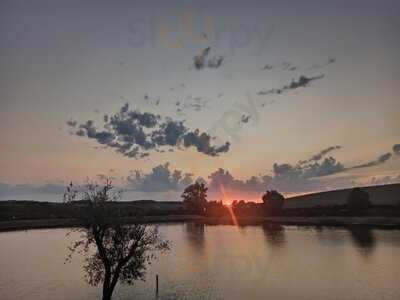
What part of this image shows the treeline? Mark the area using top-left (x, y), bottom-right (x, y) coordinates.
top-left (183, 184), bottom-right (400, 218)
top-left (0, 200), bottom-right (187, 222)
top-left (1, 186), bottom-right (400, 222)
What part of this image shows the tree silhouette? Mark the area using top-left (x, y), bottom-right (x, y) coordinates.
top-left (262, 190), bottom-right (285, 216)
top-left (181, 182), bottom-right (208, 214)
top-left (64, 180), bottom-right (169, 300)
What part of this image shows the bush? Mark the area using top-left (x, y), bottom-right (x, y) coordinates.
top-left (346, 188), bottom-right (371, 212)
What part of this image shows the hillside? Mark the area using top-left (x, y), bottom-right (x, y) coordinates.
top-left (285, 183), bottom-right (400, 209)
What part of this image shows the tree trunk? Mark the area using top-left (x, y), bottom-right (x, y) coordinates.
top-left (102, 272), bottom-right (114, 300)
top-left (102, 289), bottom-right (113, 300)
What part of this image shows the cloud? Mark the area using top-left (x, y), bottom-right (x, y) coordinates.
top-left (193, 47), bottom-right (224, 70)
top-left (206, 145), bottom-right (397, 196)
top-left (281, 61), bottom-right (298, 71)
top-left (348, 152), bottom-right (392, 170)
top-left (285, 75), bottom-right (325, 89)
top-left (307, 58), bottom-right (336, 70)
top-left (70, 103), bottom-right (230, 158)
top-left (241, 115), bottom-right (251, 123)
top-left (257, 88), bottom-right (283, 96)
top-left (126, 163), bottom-right (193, 192)
top-left (299, 145), bottom-right (341, 164)
top-left (208, 168), bottom-right (269, 192)
top-left (393, 144), bottom-right (400, 155)
top-left (206, 167), bottom-right (322, 196)
top-left (66, 119), bottom-right (77, 128)
top-left (258, 74), bottom-right (324, 96)
top-left (183, 129), bottom-right (230, 156)
top-left (302, 157), bottom-right (345, 177)
top-left (261, 61), bottom-right (300, 72)
top-left (370, 175), bottom-right (400, 185)
top-left (261, 64), bottom-right (274, 71)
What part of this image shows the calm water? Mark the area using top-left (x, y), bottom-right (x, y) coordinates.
top-left (1, 224), bottom-right (400, 300)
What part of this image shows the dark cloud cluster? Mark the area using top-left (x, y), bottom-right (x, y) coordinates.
top-left (204, 148), bottom-right (346, 195)
top-left (208, 168), bottom-right (269, 192)
top-left (67, 103), bottom-right (230, 158)
top-left (272, 156), bottom-right (345, 180)
top-left (193, 47), bottom-right (224, 70)
top-left (206, 144), bottom-right (399, 195)
top-left (126, 163), bottom-right (193, 192)
top-left (258, 74), bottom-right (325, 96)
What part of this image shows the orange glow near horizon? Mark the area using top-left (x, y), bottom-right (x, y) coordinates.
top-left (219, 182), bottom-right (239, 226)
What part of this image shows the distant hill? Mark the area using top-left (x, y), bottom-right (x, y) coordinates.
top-left (285, 183), bottom-right (400, 209)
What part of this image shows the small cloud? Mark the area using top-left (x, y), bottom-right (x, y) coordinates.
top-left (281, 61), bottom-right (298, 71)
top-left (241, 115), bottom-right (251, 124)
top-left (393, 144), bottom-right (400, 155)
top-left (285, 75), bottom-right (325, 90)
top-left (261, 64), bottom-right (274, 71)
top-left (66, 119), bottom-right (77, 128)
top-left (307, 58), bottom-right (336, 70)
top-left (193, 47), bottom-right (224, 70)
top-left (258, 74), bottom-right (325, 96)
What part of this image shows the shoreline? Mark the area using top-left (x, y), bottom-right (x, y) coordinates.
top-left (1, 216), bottom-right (400, 232)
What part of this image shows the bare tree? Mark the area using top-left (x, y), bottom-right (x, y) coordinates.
top-left (64, 180), bottom-right (169, 300)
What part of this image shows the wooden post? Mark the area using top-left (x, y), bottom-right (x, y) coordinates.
top-left (156, 274), bottom-right (159, 295)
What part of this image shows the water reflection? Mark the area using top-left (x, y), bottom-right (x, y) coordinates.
top-left (261, 223), bottom-right (286, 247)
top-left (184, 222), bottom-right (206, 255)
top-left (1, 226), bottom-right (400, 300)
top-left (348, 227), bottom-right (376, 256)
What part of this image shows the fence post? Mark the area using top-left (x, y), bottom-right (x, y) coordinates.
top-left (156, 274), bottom-right (159, 295)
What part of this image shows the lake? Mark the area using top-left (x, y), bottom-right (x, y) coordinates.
top-left (1, 224), bottom-right (400, 300)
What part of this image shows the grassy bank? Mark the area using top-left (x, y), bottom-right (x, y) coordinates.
top-left (1, 216), bottom-right (400, 232)
top-left (0, 215), bottom-right (204, 232)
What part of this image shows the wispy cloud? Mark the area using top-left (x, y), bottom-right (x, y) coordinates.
top-left (258, 74), bottom-right (325, 96)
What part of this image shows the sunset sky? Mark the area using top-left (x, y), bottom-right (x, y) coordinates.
top-left (1, 0), bottom-right (399, 202)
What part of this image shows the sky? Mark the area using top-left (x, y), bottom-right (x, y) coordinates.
top-left (0, 0), bottom-right (399, 202)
